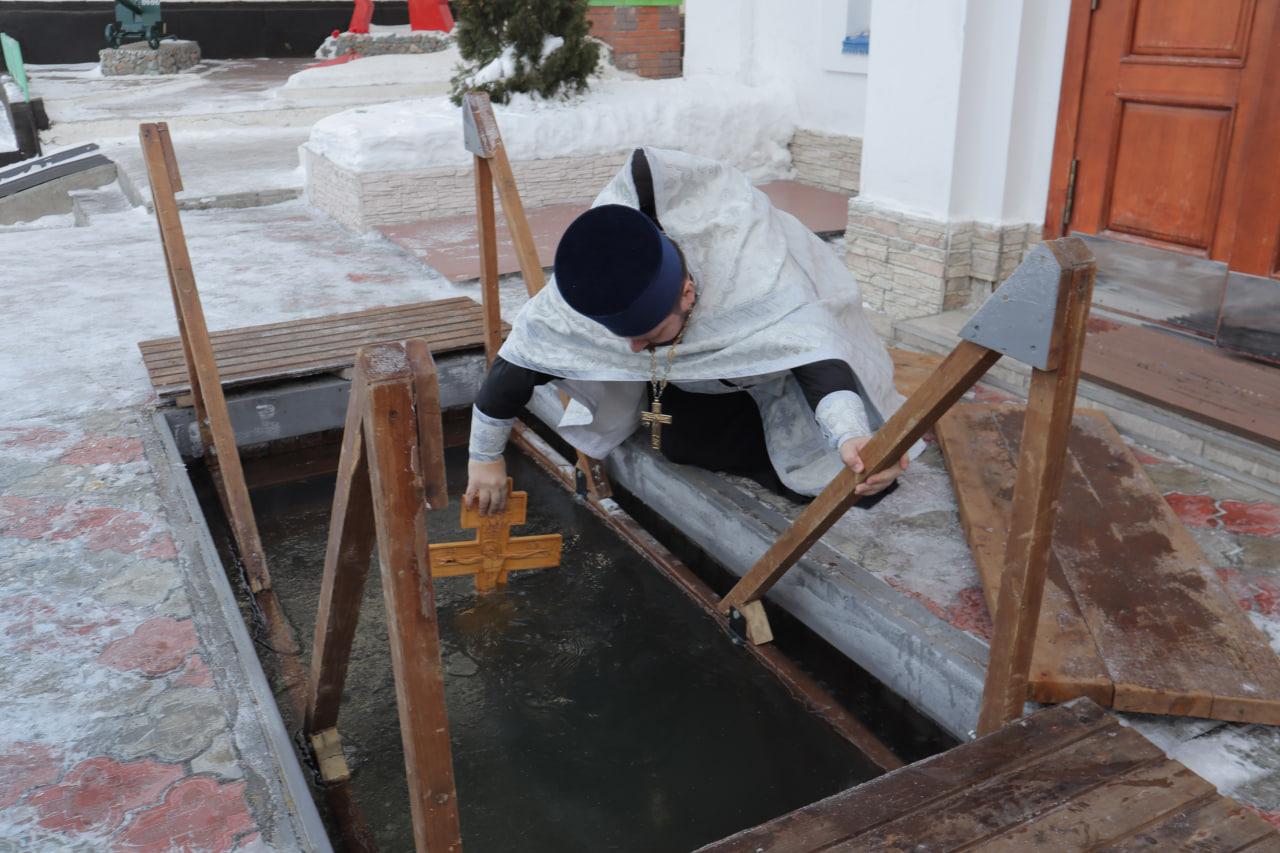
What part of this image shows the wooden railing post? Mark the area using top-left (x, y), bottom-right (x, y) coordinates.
top-left (462, 91), bottom-right (613, 501)
top-left (976, 239), bottom-right (1096, 735)
top-left (139, 122), bottom-right (272, 594)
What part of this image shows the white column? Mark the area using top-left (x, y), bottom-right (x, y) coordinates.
top-left (848, 0), bottom-right (1071, 319)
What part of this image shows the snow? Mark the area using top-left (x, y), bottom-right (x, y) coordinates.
top-left (0, 201), bottom-right (475, 422)
top-left (0, 107), bottom-right (15, 152)
top-left (465, 35), bottom-right (565, 87)
top-left (282, 49), bottom-right (463, 92)
top-left (305, 75), bottom-right (800, 180)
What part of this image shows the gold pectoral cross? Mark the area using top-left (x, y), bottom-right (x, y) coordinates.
top-left (640, 399), bottom-right (673, 450)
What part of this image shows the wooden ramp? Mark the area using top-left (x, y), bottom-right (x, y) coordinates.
top-left (892, 349), bottom-right (1280, 724)
top-left (698, 698), bottom-right (1280, 852)
top-left (138, 297), bottom-right (502, 400)
top-left (377, 180), bottom-right (853, 283)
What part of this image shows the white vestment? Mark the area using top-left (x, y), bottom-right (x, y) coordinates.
top-left (498, 147), bottom-right (914, 496)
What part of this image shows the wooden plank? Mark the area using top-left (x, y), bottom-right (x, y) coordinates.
top-left (978, 237), bottom-right (1095, 735)
top-left (140, 122), bottom-right (273, 594)
top-left (144, 327), bottom-right (488, 390)
top-left (138, 299), bottom-right (502, 397)
top-left (846, 724), bottom-right (1163, 850)
top-left (303, 366), bottom-right (376, 735)
top-left (137, 297), bottom-right (480, 348)
top-left (1082, 321), bottom-right (1280, 449)
top-left (1105, 795), bottom-right (1279, 852)
top-left (140, 312), bottom-right (484, 370)
top-left (718, 341), bottom-right (1002, 619)
top-left (698, 700), bottom-right (1115, 853)
top-left (937, 404), bottom-right (1113, 707)
top-left (360, 343), bottom-right (461, 852)
top-left (475, 155), bottom-right (502, 364)
top-left (490, 143), bottom-right (547, 296)
top-left (1036, 411), bottom-right (1280, 723)
top-left (954, 404), bottom-right (1280, 723)
top-left (141, 321), bottom-right (485, 383)
top-left (972, 759), bottom-right (1216, 850)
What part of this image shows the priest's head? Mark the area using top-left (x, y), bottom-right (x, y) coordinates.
top-left (554, 205), bottom-right (697, 353)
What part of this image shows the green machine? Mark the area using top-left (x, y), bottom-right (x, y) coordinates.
top-left (105, 0), bottom-right (167, 50)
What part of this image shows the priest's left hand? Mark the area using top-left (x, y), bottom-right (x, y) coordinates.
top-left (840, 436), bottom-right (909, 497)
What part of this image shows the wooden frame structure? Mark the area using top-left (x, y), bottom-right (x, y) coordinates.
top-left (139, 122), bottom-right (273, 594)
top-left (718, 237), bottom-right (1097, 735)
top-left (303, 338), bottom-right (461, 852)
top-left (462, 91), bottom-right (612, 501)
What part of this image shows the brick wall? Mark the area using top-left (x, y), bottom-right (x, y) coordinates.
top-left (587, 5), bottom-right (683, 79)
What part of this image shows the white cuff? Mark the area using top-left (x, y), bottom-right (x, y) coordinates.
top-left (814, 390), bottom-right (871, 449)
top-left (468, 406), bottom-right (513, 462)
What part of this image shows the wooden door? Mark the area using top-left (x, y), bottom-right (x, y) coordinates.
top-left (1057, 0), bottom-right (1280, 272)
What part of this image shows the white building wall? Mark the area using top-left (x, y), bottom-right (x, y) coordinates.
top-left (684, 0), bottom-right (869, 137)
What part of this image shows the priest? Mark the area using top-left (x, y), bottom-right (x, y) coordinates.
top-left (464, 147), bottom-right (918, 515)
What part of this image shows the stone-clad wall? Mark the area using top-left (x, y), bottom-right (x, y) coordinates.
top-left (303, 148), bottom-right (630, 231)
top-left (789, 130), bottom-right (861, 194)
top-left (846, 197), bottom-right (1040, 319)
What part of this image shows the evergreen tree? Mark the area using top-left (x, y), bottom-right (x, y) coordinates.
top-left (450, 0), bottom-right (601, 105)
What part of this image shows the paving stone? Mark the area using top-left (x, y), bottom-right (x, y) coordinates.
top-left (104, 687), bottom-right (227, 763)
top-left (192, 733), bottom-right (244, 781)
top-left (113, 777), bottom-right (256, 852)
top-left (98, 617), bottom-right (198, 677)
top-left (24, 756), bottom-right (183, 835)
top-left (0, 742), bottom-right (65, 810)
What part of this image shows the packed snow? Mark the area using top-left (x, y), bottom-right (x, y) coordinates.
top-left (464, 35), bottom-right (565, 87)
top-left (305, 75), bottom-right (800, 180)
top-left (282, 48), bottom-right (463, 91)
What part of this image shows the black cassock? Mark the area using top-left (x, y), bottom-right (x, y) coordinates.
top-left (475, 356), bottom-right (884, 502)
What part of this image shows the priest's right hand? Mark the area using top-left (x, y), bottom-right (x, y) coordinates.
top-left (465, 457), bottom-right (508, 516)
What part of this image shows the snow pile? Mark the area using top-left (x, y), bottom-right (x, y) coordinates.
top-left (305, 75), bottom-right (800, 181)
top-left (282, 48), bottom-right (462, 92)
top-left (464, 35), bottom-right (564, 87)
top-left (0, 106), bottom-right (15, 152)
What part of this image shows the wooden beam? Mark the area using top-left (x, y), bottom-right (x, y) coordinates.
top-left (361, 342), bottom-right (462, 852)
top-left (718, 341), bottom-right (1001, 623)
top-left (304, 362), bottom-right (376, 735)
top-left (463, 92), bottom-right (613, 501)
top-left (977, 237), bottom-right (1096, 735)
top-left (474, 155), bottom-right (503, 365)
top-left (139, 122), bottom-right (272, 594)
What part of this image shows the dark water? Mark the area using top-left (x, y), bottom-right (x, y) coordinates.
top-left (202, 449), bottom-right (892, 851)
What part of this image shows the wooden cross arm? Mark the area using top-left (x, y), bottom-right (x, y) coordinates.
top-left (718, 341), bottom-right (1001, 615)
top-left (429, 534), bottom-right (563, 577)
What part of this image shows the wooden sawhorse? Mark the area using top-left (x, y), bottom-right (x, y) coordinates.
top-left (304, 338), bottom-right (461, 853)
top-left (718, 237), bottom-right (1098, 736)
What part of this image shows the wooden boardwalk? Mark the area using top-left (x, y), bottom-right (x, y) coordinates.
top-left (138, 297), bottom-right (500, 400)
top-left (699, 698), bottom-right (1280, 852)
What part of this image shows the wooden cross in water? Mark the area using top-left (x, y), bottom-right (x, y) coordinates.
top-left (640, 399), bottom-right (673, 450)
top-left (428, 479), bottom-right (562, 592)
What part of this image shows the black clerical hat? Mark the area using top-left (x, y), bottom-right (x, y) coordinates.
top-left (553, 204), bottom-right (684, 337)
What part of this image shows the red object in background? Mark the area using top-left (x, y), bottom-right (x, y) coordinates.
top-left (409, 0), bottom-right (454, 31)
top-left (348, 0), bottom-right (374, 34)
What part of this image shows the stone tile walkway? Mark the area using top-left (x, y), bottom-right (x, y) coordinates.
top-left (0, 410), bottom-right (297, 849)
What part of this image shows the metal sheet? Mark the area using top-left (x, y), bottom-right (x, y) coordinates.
top-left (959, 243), bottom-right (1063, 371)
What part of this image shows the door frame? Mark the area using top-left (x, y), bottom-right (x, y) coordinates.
top-left (1043, 0), bottom-right (1099, 242)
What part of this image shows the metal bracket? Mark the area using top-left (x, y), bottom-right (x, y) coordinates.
top-left (959, 243), bottom-right (1066, 371)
